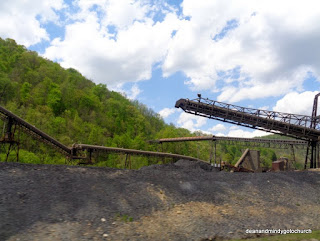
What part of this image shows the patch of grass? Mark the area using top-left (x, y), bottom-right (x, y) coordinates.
top-left (115, 213), bottom-right (133, 222)
top-left (230, 230), bottom-right (320, 241)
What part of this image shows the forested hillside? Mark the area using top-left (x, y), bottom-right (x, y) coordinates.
top-left (0, 38), bottom-right (288, 168)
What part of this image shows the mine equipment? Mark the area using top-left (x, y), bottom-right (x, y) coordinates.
top-left (175, 93), bottom-right (320, 168)
top-left (72, 144), bottom-right (205, 164)
top-left (0, 105), bottom-right (71, 159)
top-left (150, 136), bottom-right (304, 168)
top-left (0, 105), bottom-right (207, 165)
top-left (150, 136), bottom-right (307, 149)
top-left (306, 93), bottom-right (320, 168)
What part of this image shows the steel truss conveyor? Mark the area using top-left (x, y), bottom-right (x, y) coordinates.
top-left (72, 144), bottom-right (205, 163)
top-left (150, 136), bottom-right (307, 149)
top-left (0, 105), bottom-right (71, 156)
top-left (175, 97), bottom-right (320, 141)
top-left (0, 105), bottom-right (207, 164)
top-left (175, 95), bottom-right (320, 168)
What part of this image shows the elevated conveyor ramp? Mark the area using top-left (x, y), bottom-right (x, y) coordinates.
top-left (150, 136), bottom-right (307, 149)
top-left (0, 105), bottom-right (71, 155)
top-left (72, 144), bottom-right (206, 162)
top-left (175, 98), bottom-right (320, 141)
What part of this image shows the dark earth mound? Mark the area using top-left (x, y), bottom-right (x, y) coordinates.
top-left (1, 160), bottom-right (320, 241)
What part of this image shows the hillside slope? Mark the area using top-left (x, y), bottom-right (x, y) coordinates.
top-left (0, 38), bottom-right (281, 168)
top-left (0, 38), bottom-right (208, 166)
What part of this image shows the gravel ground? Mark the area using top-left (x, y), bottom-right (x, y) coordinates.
top-left (1, 160), bottom-right (320, 241)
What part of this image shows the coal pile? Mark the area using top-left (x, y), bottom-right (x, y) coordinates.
top-left (0, 161), bottom-right (320, 241)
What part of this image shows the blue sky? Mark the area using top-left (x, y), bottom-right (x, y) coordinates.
top-left (1, 0), bottom-right (320, 137)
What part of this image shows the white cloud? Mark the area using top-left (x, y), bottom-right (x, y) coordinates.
top-left (208, 123), bottom-right (226, 133)
top-left (159, 108), bottom-right (176, 118)
top-left (215, 132), bottom-right (226, 137)
top-left (44, 1), bottom-right (181, 87)
top-left (163, 0), bottom-right (320, 102)
top-left (273, 91), bottom-right (320, 115)
top-left (127, 84), bottom-right (142, 100)
top-left (229, 125), bottom-right (239, 130)
top-left (73, 0), bottom-right (151, 30)
top-left (259, 106), bottom-right (269, 110)
top-left (110, 82), bottom-right (142, 100)
top-left (209, 125), bottom-right (270, 138)
top-left (0, 0), bottom-right (64, 47)
top-left (177, 112), bottom-right (207, 132)
top-left (227, 127), bottom-right (270, 138)
top-left (2, 0), bottom-right (320, 106)
top-left (101, 0), bottom-right (150, 29)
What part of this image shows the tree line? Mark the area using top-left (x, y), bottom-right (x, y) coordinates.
top-left (0, 37), bottom-right (285, 168)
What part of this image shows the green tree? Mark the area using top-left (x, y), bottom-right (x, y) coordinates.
top-left (0, 72), bottom-right (15, 103)
top-left (20, 82), bottom-right (32, 105)
top-left (47, 83), bottom-right (65, 116)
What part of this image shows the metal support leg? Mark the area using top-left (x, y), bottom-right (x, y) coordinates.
top-left (290, 144), bottom-right (295, 169)
top-left (317, 144), bottom-right (320, 168)
top-left (161, 143), bottom-right (164, 164)
top-left (5, 142), bottom-right (12, 162)
top-left (209, 140), bottom-right (213, 164)
top-left (214, 141), bottom-right (217, 166)
top-left (88, 149), bottom-right (93, 164)
top-left (2, 121), bottom-right (6, 138)
top-left (16, 141), bottom-right (20, 162)
top-left (5, 117), bottom-right (13, 141)
top-left (304, 143), bottom-right (310, 169)
top-left (310, 141), bottom-right (317, 168)
top-left (197, 142), bottom-right (199, 159)
top-left (125, 153), bottom-right (129, 168)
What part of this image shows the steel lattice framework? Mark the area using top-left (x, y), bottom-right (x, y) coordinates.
top-left (0, 105), bottom-right (207, 164)
top-left (175, 97), bottom-right (320, 141)
top-left (72, 144), bottom-right (204, 163)
top-left (150, 136), bottom-right (307, 149)
top-left (0, 106), bottom-right (71, 156)
top-left (175, 95), bottom-right (320, 168)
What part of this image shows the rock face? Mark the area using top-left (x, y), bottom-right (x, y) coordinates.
top-left (1, 161), bottom-right (320, 241)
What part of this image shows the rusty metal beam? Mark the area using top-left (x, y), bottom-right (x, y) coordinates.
top-left (0, 105), bottom-right (71, 155)
top-left (0, 105), bottom-right (211, 164)
top-left (72, 144), bottom-right (206, 162)
top-left (149, 135), bottom-right (307, 149)
top-left (175, 97), bottom-right (320, 141)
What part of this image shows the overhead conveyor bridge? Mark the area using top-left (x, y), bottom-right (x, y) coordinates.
top-left (175, 98), bottom-right (320, 141)
top-left (175, 95), bottom-right (320, 168)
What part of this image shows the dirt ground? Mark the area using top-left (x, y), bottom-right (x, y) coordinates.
top-left (1, 160), bottom-right (320, 241)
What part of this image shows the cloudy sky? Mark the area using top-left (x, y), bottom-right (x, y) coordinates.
top-left (1, 0), bottom-right (320, 137)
